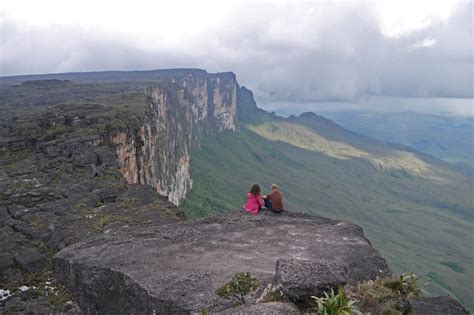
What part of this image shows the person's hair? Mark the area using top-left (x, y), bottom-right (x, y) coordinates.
top-left (249, 183), bottom-right (261, 196)
top-left (271, 184), bottom-right (278, 190)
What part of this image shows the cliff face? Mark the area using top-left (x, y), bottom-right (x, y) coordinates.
top-left (112, 71), bottom-right (238, 204)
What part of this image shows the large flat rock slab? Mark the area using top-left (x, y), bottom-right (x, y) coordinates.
top-left (53, 210), bottom-right (391, 314)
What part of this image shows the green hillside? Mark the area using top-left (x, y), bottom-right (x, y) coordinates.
top-left (321, 111), bottom-right (474, 176)
top-left (182, 118), bottom-right (474, 309)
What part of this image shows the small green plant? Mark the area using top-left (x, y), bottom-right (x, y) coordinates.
top-left (89, 213), bottom-right (136, 231)
top-left (357, 279), bottom-right (394, 303)
top-left (312, 287), bottom-right (363, 315)
top-left (44, 124), bottom-right (71, 141)
top-left (259, 288), bottom-right (284, 303)
top-left (384, 273), bottom-right (421, 297)
top-left (215, 272), bottom-right (260, 305)
top-left (381, 301), bottom-right (404, 315)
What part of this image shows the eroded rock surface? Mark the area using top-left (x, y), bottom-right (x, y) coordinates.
top-left (216, 301), bottom-right (300, 314)
top-left (0, 82), bottom-right (187, 314)
top-left (409, 296), bottom-right (470, 315)
top-left (53, 210), bottom-right (391, 314)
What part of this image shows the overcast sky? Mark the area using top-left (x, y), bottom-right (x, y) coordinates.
top-left (1, 0), bottom-right (473, 111)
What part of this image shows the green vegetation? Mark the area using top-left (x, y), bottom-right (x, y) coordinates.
top-left (215, 272), bottom-right (260, 305)
top-left (384, 273), bottom-right (422, 298)
top-left (381, 301), bottom-right (405, 315)
top-left (258, 287), bottom-right (284, 303)
top-left (21, 269), bottom-right (73, 311)
top-left (440, 261), bottom-right (466, 273)
top-left (312, 287), bottom-right (363, 315)
top-left (353, 274), bottom-right (424, 314)
top-left (358, 274), bottom-right (422, 301)
top-left (88, 213), bottom-right (136, 231)
top-left (182, 124), bottom-right (473, 309)
top-left (248, 120), bottom-right (433, 176)
top-left (322, 111), bottom-right (474, 175)
top-left (44, 124), bottom-right (72, 141)
top-left (0, 149), bottom-right (33, 166)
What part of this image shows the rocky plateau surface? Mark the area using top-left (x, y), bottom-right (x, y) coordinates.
top-left (53, 210), bottom-right (390, 313)
top-left (53, 210), bottom-right (469, 314)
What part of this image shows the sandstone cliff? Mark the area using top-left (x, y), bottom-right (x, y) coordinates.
top-left (111, 71), bottom-right (238, 204)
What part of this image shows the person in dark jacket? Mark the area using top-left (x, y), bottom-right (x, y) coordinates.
top-left (263, 184), bottom-right (284, 213)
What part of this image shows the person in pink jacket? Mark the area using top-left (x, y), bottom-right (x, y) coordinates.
top-left (243, 183), bottom-right (263, 214)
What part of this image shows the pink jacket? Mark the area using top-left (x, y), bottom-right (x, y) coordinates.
top-left (243, 192), bottom-right (263, 214)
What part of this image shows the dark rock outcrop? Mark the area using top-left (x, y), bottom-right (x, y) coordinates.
top-left (0, 85), bottom-right (186, 313)
top-left (409, 296), bottom-right (470, 315)
top-left (53, 210), bottom-right (391, 314)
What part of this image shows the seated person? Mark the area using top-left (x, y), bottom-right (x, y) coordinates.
top-left (243, 183), bottom-right (263, 214)
top-left (263, 184), bottom-right (284, 213)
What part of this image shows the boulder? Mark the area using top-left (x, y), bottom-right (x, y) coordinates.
top-left (1, 295), bottom-right (50, 314)
top-left (92, 188), bottom-right (121, 203)
top-left (0, 206), bottom-right (10, 225)
top-left (53, 210), bottom-right (390, 314)
top-left (10, 206), bottom-right (40, 219)
top-left (409, 296), bottom-right (469, 315)
top-left (14, 247), bottom-right (48, 273)
top-left (89, 163), bottom-right (105, 178)
top-left (73, 151), bottom-right (97, 167)
top-left (274, 258), bottom-right (348, 302)
top-left (93, 147), bottom-right (117, 167)
top-left (0, 254), bottom-right (14, 275)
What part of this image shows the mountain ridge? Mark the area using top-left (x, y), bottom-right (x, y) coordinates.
top-left (0, 68), bottom-right (472, 312)
top-left (0, 68), bottom-right (236, 86)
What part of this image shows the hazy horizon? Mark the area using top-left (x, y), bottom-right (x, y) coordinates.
top-left (261, 95), bottom-right (474, 117)
top-left (1, 0), bottom-right (472, 114)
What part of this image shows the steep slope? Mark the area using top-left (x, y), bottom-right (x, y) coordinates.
top-left (321, 111), bottom-right (474, 175)
top-left (182, 88), bottom-right (474, 309)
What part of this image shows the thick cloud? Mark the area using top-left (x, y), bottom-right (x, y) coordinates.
top-left (0, 1), bottom-right (472, 104)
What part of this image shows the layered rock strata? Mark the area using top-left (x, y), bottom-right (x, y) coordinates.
top-left (112, 72), bottom-right (238, 205)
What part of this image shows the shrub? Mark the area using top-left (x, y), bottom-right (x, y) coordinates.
top-left (258, 287), bottom-right (284, 303)
top-left (358, 273), bottom-right (422, 303)
top-left (381, 301), bottom-right (404, 315)
top-left (312, 287), bottom-right (363, 315)
top-left (357, 279), bottom-right (395, 303)
top-left (216, 272), bottom-right (260, 305)
top-left (44, 124), bottom-right (71, 141)
top-left (384, 273), bottom-right (421, 298)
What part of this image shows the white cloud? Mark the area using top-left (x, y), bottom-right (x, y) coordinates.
top-left (408, 37), bottom-right (438, 50)
top-left (0, 0), bottom-right (472, 103)
top-left (374, 0), bottom-right (457, 38)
